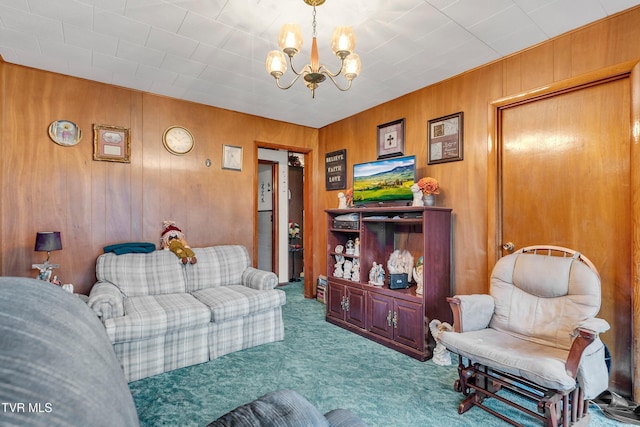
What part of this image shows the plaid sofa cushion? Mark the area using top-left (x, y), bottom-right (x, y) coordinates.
top-left (186, 246), bottom-right (251, 292)
top-left (104, 293), bottom-right (211, 343)
top-left (192, 285), bottom-right (286, 322)
top-left (96, 250), bottom-right (187, 296)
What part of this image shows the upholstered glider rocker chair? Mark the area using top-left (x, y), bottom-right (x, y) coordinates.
top-left (438, 246), bottom-right (610, 427)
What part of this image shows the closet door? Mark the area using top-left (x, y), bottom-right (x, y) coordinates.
top-left (498, 76), bottom-right (631, 393)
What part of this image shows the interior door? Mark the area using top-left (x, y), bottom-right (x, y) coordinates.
top-left (498, 77), bottom-right (631, 394)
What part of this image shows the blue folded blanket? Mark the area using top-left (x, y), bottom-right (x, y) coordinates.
top-left (103, 242), bottom-right (156, 255)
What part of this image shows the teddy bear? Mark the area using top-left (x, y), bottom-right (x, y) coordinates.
top-left (160, 220), bottom-right (197, 264)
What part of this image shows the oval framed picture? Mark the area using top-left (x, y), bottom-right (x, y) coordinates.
top-left (48, 120), bottom-right (82, 146)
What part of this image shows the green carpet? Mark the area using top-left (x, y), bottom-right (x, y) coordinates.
top-left (129, 282), bottom-right (626, 426)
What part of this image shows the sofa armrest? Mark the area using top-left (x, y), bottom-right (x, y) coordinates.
top-left (88, 282), bottom-right (124, 321)
top-left (242, 267), bottom-right (278, 290)
top-left (447, 294), bottom-right (495, 333)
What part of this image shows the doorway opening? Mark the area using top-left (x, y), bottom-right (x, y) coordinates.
top-left (288, 153), bottom-right (304, 283)
top-left (255, 143), bottom-right (311, 292)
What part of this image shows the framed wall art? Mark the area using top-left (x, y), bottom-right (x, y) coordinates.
top-left (48, 120), bottom-right (82, 146)
top-left (325, 149), bottom-right (347, 190)
top-left (222, 145), bottom-right (243, 171)
top-left (377, 118), bottom-right (405, 159)
top-left (428, 112), bottom-right (463, 165)
top-left (93, 124), bottom-right (130, 163)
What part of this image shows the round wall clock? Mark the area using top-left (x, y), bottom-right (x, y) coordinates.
top-left (163, 126), bottom-right (194, 155)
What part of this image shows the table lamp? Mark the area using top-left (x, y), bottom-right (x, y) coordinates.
top-left (33, 231), bottom-right (62, 281)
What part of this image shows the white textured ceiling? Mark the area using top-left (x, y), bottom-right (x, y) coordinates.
top-left (1, 0), bottom-right (639, 128)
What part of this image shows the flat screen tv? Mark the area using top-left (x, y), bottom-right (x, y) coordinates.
top-left (353, 155), bottom-right (416, 206)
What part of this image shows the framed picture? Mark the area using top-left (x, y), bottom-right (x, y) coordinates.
top-left (93, 124), bottom-right (130, 163)
top-left (222, 145), bottom-right (243, 171)
top-left (377, 118), bottom-right (405, 159)
top-left (428, 112), bottom-right (463, 164)
top-left (325, 149), bottom-right (347, 190)
top-left (48, 120), bottom-right (82, 146)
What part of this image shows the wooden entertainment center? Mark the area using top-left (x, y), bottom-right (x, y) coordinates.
top-left (325, 206), bottom-right (452, 360)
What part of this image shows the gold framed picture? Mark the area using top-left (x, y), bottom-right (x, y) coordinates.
top-left (93, 124), bottom-right (130, 163)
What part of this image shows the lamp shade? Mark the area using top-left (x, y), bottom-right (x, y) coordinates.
top-left (331, 26), bottom-right (355, 57)
top-left (34, 232), bottom-right (62, 252)
top-left (278, 23), bottom-right (303, 55)
top-left (266, 50), bottom-right (287, 77)
top-left (343, 53), bottom-right (361, 80)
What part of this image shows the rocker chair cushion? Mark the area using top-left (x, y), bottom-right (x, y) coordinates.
top-left (439, 327), bottom-right (606, 394)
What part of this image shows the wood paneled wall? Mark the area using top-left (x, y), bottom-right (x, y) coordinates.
top-left (0, 64), bottom-right (317, 295)
top-left (316, 6), bottom-right (640, 396)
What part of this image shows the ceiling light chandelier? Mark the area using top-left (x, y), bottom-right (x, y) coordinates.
top-left (265, 0), bottom-right (361, 98)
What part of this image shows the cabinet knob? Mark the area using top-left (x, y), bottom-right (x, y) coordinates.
top-left (392, 311), bottom-right (398, 329)
top-left (386, 310), bottom-right (393, 326)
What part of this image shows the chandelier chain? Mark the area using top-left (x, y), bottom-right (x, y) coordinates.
top-left (312, 6), bottom-right (317, 38)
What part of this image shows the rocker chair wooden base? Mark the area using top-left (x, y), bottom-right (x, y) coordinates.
top-left (439, 246), bottom-right (610, 427)
top-left (453, 356), bottom-right (591, 427)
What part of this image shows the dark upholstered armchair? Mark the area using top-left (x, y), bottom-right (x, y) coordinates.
top-left (438, 246), bottom-right (610, 427)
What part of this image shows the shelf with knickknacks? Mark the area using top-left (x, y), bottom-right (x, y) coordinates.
top-left (411, 177), bottom-right (440, 207)
top-left (325, 204), bottom-right (452, 361)
top-left (332, 242), bottom-right (361, 282)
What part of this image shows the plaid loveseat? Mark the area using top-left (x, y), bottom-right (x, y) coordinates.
top-left (88, 245), bottom-right (286, 382)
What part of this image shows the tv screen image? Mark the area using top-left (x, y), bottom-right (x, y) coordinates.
top-left (353, 156), bottom-right (416, 205)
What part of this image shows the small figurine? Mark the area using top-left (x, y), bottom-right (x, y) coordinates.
top-left (387, 249), bottom-right (414, 283)
top-left (161, 220), bottom-right (197, 264)
top-left (338, 192), bottom-right (347, 209)
top-left (414, 256), bottom-right (424, 295)
top-left (429, 319), bottom-right (453, 366)
top-left (351, 259), bottom-right (360, 282)
top-left (333, 254), bottom-right (345, 278)
top-left (368, 262), bottom-right (385, 286)
top-left (345, 239), bottom-right (355, 255)
top-left (343, 259), bottom-right (353, 279)
top-left (410, 183), bottom-right (424, 207)
top-left (353, 237), bottom-right (360, 257)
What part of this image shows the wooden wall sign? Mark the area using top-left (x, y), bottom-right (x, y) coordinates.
top-left (325, 149), bottom-right (347, 190)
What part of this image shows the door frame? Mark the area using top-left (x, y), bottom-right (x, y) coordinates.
top-left (254, 141), bottom-right (313, 295)
top-left (487, 59), bottom-right (640, 400)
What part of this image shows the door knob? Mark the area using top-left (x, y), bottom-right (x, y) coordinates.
top-left (502, 242), bottom-right (515, 252)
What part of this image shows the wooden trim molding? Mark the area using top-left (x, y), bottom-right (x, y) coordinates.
top-left (631, 61), bottom-right (640, 402)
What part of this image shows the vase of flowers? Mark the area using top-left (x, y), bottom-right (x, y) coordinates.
top-left (417, 177), bottom-right (440, 207)
top-left (289, 222), bottom-right (300, 240)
